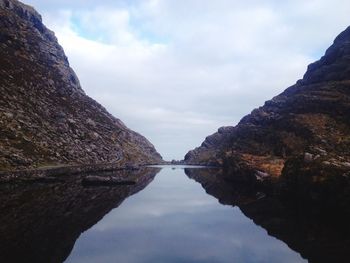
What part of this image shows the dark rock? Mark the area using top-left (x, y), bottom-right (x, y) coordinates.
top-left (82, 176), bottom-right (136, 186)
top-left (304, 152), bottom-right (314, 163)
top-left (184, 26), bottom-right (350, 184)
top-left (170, 159), bottom-right (185, 165)
top-left (0, 0), bottom-right (163, 171)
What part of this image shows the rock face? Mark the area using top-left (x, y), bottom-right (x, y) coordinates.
top-left (185, 26), bottom-right (350, 181)
top-left (0, 0), bottom-right (162, 170)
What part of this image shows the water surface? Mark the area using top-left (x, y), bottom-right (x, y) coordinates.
top-left (65, 166), bottom-right (306, 263)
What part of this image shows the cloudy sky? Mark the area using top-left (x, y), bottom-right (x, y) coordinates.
top-left (24, 0), bottom-right (350, 160)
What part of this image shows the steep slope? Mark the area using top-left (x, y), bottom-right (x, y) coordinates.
top-left (185, 26), bottom-right (350, 180)
top-left (0, 0), bottom-right (162, 170)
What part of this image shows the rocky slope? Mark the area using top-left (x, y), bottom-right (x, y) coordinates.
top-left (185, 26), bottom-right (350, 182)
top-left (0, 0), bottom-right (162, 171)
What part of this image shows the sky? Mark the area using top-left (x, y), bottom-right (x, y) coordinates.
top-left (23, 0), bottom-right (350, 161)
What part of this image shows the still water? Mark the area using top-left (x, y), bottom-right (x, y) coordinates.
top-left (65, 166), bottom-right (306, 263)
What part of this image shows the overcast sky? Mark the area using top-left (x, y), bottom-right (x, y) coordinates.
top-left (23, 0), bottom-right (350, 160)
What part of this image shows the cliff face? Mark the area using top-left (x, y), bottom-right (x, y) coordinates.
top-left (185, 26), bottom-right (350, 181)
top-left (0, 0), bottom-right (162, 170)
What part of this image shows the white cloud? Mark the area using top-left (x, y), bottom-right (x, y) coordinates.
top-left (23, 0), bottom-right (350, 160)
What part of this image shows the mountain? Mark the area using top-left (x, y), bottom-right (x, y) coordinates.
top-left (0, 0), bottom-right (162, 171)
top-left (185, 26), bottom-right (350, 182)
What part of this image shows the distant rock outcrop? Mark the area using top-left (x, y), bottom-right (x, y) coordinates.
top-left (185, 26), bottom-right (350, 182)
top-left (0, 0), bottom-right (162, 170)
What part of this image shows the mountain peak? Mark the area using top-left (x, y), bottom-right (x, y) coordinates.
top-left (334, 25), bottom-right (350, 44)
top-left (0, 0), bottom-right (162, 170)
top-left (0, 0), bottom-right (42, 24)
top-left (303, 26), bottom-right (350, 84)
top-left (185, 25), bottom-right (350, 181)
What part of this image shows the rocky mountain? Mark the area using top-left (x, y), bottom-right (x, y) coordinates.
top-left (0, 0), bottom-right (162, 171)
top-left (185, 26), bottom-right (350, 183)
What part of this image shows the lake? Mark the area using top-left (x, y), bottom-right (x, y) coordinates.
top-left (1, 165), bottom-right (348, 263)
top-left (64, 166), bottom-right (306, 263)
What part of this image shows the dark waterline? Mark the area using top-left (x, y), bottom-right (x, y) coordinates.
top-left (65, 166), bottom-right (306, 263)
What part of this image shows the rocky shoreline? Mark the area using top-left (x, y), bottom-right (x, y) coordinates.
top-left (0, 162), bottom-right (163, 183)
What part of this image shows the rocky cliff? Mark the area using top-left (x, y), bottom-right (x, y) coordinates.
top-left (0, 0), bottom-right (162, 170)
top-left (185, 26), bottom-right (350, 182)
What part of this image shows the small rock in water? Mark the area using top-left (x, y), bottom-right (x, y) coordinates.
top-left (82, 176), bottom-right (136, 186)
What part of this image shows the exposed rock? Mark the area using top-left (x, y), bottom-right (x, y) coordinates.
top-left (304, 152), bottom-right (314, 163)
top-left (185, 26), bottom-right (350, 182)
top-left (255, 170), bottom-right (270, 181)
top-left (343, 162), bottom-right (350, 168)
top-left (0, 0), bottom-right (163, 171)
top-left (169, 159), bottom-right (185, 165)
top-left (82, 176), bottom-right (136, 186)
top-left (185, 126), bottom-right (234, 166)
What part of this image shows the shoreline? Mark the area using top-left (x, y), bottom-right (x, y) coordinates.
top-left (0, 162), bottom-right (161, 183)
top-left (0, 162), bottom-right (219, 183)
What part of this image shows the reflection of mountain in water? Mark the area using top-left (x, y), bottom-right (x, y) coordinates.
top-left (0, 167), bottom-right (160, 263)
top-left (185, 168), bottom-right (350, 263)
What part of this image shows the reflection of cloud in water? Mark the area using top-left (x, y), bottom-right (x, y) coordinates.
top-left (94, 169), bottom-right (221, 230)
top-left (67, 167), bottom-right (306, 263)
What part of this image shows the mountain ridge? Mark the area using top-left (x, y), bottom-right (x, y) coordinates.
top-left (0, 0), bottom-right (163, 171)
top-left (185, 25), bottom-right (350, 182)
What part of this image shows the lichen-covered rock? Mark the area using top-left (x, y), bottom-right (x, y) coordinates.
top-left (185, 126), bottom-right (235, 166)
top-left (0, 0), bottom-right (163, 170)
top-left (185, 26), bottom-right (350, 181)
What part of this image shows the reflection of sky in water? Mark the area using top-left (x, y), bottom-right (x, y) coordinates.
top-left (65, 168), bottom-right (307, 263)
